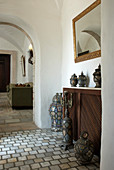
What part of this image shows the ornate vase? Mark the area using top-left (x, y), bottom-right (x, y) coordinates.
top-left (93, 64), bottom-right (101, 88)
top-left (62, 105), bottom-right (73, 148)
top-left (49, 93), bottom-right (63, 131)
top-left (74, 131), bottom-right (94, 165)
top-left (60, 91), bottom-right (73, 150)
top-left (70, 74), bottom-right (78, 87)
top-left (78, 72), bottom-right (87, 87)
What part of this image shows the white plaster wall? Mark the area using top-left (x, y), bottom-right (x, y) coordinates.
top-left (61, 0), bottom-right (101, 88)
top-left (37, 17), bottom-right (62, 127)
top-left (100, 0), bottom-right (114, 169)
top-left (0, 0), bottom-right (62, 128)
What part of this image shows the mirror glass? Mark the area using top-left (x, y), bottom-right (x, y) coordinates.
top-left (73, 0), bottom-right (101, 63)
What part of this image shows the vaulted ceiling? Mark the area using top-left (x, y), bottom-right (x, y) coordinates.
top-left (0, 25), bottom-right (30, 53)
top-left (0, 0), bottom-right (64, 52)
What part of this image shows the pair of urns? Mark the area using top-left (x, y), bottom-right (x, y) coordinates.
top-left (70, 72), bottom-right (87, 87)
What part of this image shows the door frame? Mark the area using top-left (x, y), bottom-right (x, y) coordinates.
top-left (0, 50), bottom-right (17, 83)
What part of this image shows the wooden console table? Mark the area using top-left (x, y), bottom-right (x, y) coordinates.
top-left (63, 87), bottom-right (102, 156)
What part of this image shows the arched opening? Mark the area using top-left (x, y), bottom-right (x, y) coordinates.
top-left (0, 22), bottom-right (36, 129)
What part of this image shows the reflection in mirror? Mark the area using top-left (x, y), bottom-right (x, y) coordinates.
top-left (72, 0), bottom-right (101, 63)
top-left (76, 5), bottom-right (101, 55)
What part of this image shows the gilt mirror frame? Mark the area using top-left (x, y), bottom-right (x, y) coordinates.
top-left (72, 0), bottom-right (101, 63)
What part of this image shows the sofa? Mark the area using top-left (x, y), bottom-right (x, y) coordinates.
top-left (7, 83), bottom-right (33, 109)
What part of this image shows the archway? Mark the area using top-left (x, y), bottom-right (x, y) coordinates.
top-left (0, 22), bottom-right (34, 48)
top-left (0, 21), bottom-right (36, 124)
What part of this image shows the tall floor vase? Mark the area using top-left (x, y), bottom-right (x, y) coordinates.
top-left (49, 93), bottom-right (63, 131)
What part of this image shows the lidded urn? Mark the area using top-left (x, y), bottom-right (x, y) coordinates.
top-left (70, 74), bottom-right (78, 87)
top-left (93, 64), bottom-right (101, 88)
top-left (74, 131), bottom-right (94, 165)
top-left (78, 72), bottom-right (87, 87)
top-left (49, 93), bottom-right (63, 131)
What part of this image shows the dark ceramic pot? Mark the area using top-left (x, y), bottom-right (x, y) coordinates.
top-left (49, 93), bottom-right (63, 131)
top-left (74, 131), bottom-right (94, 165)
top-left (70, 74), bottom-right (78, 87)
top-left (62, 106), bottom-right (73, 145)
top-left (78, 72), bottom-right (87, 87)
top-left (93, 64), bottom-right (101, 88)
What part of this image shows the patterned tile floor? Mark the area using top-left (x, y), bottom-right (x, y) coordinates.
top-left (0, 129), bottom-right (100, 170)
top-left (0, 93), bottom-right (33, 125)
top-left (0, 93), bottom-right (100, 169)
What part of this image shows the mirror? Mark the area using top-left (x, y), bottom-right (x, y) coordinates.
top-left (72, 0), bottom-right (101, 63)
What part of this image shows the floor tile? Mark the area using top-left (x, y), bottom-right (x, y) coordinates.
top-left (77, 166), bottom-right (88, 170)
top-left (40, 162), bottom-right (50, 167)
top-left (50, 160), bottom-right (60, 165)
top-left (50, 165), bottom-right (61, 170)
top-left (0, 93), bottom-right (100, 170)
top-left (59, 163), bottom-right (70, 169)
top-left (30, 163), bottom-right (41, 169)
top-left (20, 165), bottom-right (31, 170)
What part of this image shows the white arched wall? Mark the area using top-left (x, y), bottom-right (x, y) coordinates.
top-left (0, 18), bottom-right (43, 128)
top-left (0, 20), bottom-right (37, 123)
top-left (0, 0), bottom-right (62, 128)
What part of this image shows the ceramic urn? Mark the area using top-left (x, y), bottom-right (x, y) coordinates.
top-left (93, 64), bottom-right (101, 88)
top-left (70, 74), bottom-right (78, 87)
top-left (78, 72), bottom-right (87, 87)
top-left (74, 131), bottom-right (94, 165)
top-left (49, 93), bottom-right (63, 131)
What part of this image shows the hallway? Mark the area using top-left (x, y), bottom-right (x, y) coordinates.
top-left (0, 93), bottom-right (33, 125)
top-left (0, 92), bottom-right (35, 132)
